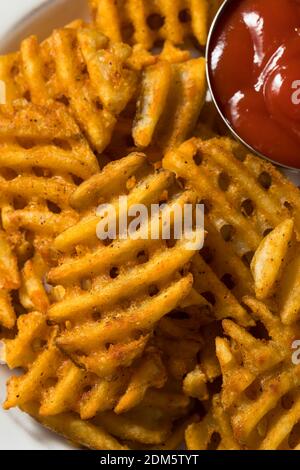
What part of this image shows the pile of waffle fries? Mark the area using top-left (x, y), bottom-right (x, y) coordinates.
top-left (1, 0), bottom-right (300, 450)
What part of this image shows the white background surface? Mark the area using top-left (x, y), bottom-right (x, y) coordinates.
top-left (0, 0), bottom-right (87, 450)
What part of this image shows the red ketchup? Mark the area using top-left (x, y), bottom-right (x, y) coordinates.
top-left (208, 0), bottom-right (300, 168)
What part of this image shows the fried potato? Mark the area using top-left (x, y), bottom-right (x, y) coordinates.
top-left (4, 152), bottom-right (202, 428)
top-left (133, 57), bottom-right (206, 150)
top-left (3, 313), bottom-right (141, 419)
top-left (186, 297), bottom-right (300, 450)
top-left (103, 55), bottom-right (206, 157)
top-left (21, 402), bottom-right (128, 450)
top-left (250, 219), bottom-right (300, 325)
top-left (187, 297), bottom-right (300, 450)
top-left (251, 219), bottom-right (294, 300)
top-left (47, 153), bottom-right (201, 378)
top-left (0, 102), bottom-right (98, 265)
top-left (0, 99), bottom-right (97, 330)
top-left (0, 24), bottom-right (139, 154)
top-left (163, 137), bottom-right (300, 320)
top-left (2, 0), bottom-right (300, 452)
top-left (186, 394), bottom-right (241, 450)
top-left (0, 290), bottom-right (17, 331)
top-left (3, 310), bottom-right (190, 447)
top-left (0, 230), bottom-right (20, 329)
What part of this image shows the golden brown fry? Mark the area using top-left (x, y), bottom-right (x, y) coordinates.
top-left (250, 220), bottom-right (300, 325)
top-left (163, 137), bottom-right (300, 322)
top-left (47, 153), bottom-right (201, 379)
top-left (209, 297), bottom-right (300, 450)
top-left (1, 24), bottom-right (139, 154)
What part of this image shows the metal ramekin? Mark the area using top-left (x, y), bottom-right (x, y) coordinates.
top-left (206, 0), bottom-right (300, 180)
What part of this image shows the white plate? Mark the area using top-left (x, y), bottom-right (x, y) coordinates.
top-left (0, 0), bottom-right (89, 450)
top-left (1, 0), bottom-right (300, 452)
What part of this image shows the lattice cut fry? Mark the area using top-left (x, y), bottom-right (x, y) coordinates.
top-left (133, 61), bottom-right (172, 148)
top-left (191, 253), bottom-right (253, 327)
top-left (21, 402), bottom-right (127, 450)
top-left (278, 253), bottom-right (300, 325)
top-left (185, 395), bottom-right (241, 450)
top-left (0, 229), bottom-right (20, 329)
top-left (94, 385), bottom-right (192, 447)
top-left (250, 219), bottom-right (300, 325)
top-left (214, 297), bottom-right (300, 449)
top-left (76, 29), bottom-right (138, 114)
top-left (163, 137), bottom-right (300, 323)
top-left (114, 350), bottom-right (167, 414)
top-left (19, 254), bottom-right (50, 314)
top-left (0, 290), bottom-right (16, 331)
top-left (137, 58), bottom-right (206, 150)
top-left (0, 229), bottom-right (20, 291)
top-left (0, 24), bottom-right (139, 154)
top-left (3, 310), bottom-right (169, 423)
top-left (155, 320), bottom-right (204, 383)
top-left (89, 0), bottom-right (222, 48)
top-left (47, 152), bottom-right (202, 379)
top-left (4, 312), bottom-right (189, 449)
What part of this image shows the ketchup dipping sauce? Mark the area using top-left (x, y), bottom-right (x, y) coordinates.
top-left (208, 0), bottom-right (300, 169)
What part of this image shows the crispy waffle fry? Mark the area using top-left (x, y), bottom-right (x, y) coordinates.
top-left (3, 311), bottom-right (191, 447)
top-left (250, 220), bottom-right (300, 325)
top-left (2, 0), bottom-right (300, 452)
top-left (187, 297), bottom-right (300, 450)
top-left (163, 137), bottom-right (300, 317)
top-left (0, 21), bottom-right (207, 157)
top-left (251, 219), bottom-right (295, 301)
top-left (47, 152), bottom-right (201, 378)
top-left (21, 398), bottom-right (192, 450)
top-left (190, 253), bottom-right (253, 326)
top-left (103, 54), bottom-right (206, 157)
top-left (21, 402), bottom-right (128, 450)
top-left (0, 101), bottom-right (99, 262)
top-left (89, 0), bottom-right (222, 49)
top-left (0, 24), bottom-right (138, 154)
top-left (186, 297), bottom-right (300, 450)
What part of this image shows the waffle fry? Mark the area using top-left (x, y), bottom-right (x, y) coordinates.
top-left (21, 398), bottom-right (192, 450)
top-left (133, 57), bottom-right (206, 150)
top-left (186, 297), bottom-right (300, 450)
top-left (3, 311), bottom-right (191, 447)
top-left (47, 152), bottom-right (201, 377)
top-left (21, 402), bottom-right (128, 450)
top-left (163, 137), bottom-right (300, 315)
top-left (3, 312), bottom-right (163, 420)
top-left (0, 101), bottom-right (98, 258)
top-left (0, 99), bottom-right (97, 331)
top-left (251, 220), bottom-right (300, 325)
top-left (0, 24), bottom-right (138, 154)
top-left (89, 0), bottom-right (222, 49)
top-left (1, 22), bottom-right (207, 155)
top-left (0, 96), bottom-right (68, 328)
